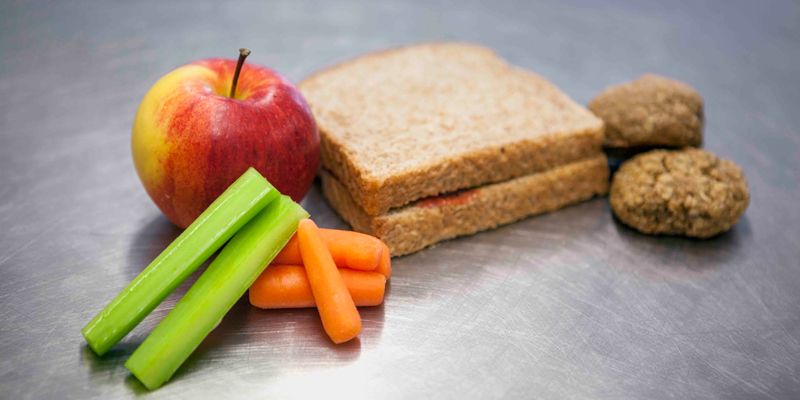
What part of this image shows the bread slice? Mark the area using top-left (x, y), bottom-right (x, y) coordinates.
top-left (300, 43), bottom-right (605, 216)
top-left (321, 155), bottom-right (610, 256)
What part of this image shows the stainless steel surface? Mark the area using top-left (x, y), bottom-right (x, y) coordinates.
top-left (1, 0), bottom-right (799, 399)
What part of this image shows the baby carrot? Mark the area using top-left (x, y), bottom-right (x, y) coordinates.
top-left (272, 229), bottom-right (383, 272)
top-left (373, 241), bottom-right (392, 279)
top-left (297, 219), bottom-right (361, 344)
top-left (249, 265), bottom-right (386, 309)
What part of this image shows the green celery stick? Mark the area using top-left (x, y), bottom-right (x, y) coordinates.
top-left (125, 195), bottom-right (308, 390)
top-left (82, 168), bottom-right (278, 356)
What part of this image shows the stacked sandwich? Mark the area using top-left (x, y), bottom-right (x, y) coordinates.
top-left (299, 43), bottom-right (609, 256)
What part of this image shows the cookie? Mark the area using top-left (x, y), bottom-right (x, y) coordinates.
top-left (590, 74), bottom-right (704, 148)
top-left (610, 148), bottom-right (749, 238)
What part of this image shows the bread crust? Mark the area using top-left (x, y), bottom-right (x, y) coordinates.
top-left (301, 43), bottom-right (605, 215)
top-left (322, 155), bottom-right (610, 256)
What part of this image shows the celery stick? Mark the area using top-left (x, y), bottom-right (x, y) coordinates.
top-left (125, 195), bottom-right (308, 390)
top-left (82, 168), bottom-right (278, 356)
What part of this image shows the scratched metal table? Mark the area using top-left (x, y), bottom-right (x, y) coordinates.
top-left (2, 0), bottom-right (799, 399)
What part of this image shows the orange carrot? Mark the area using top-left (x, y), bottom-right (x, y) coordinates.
top-left (373, 240), bottom-right (392, 279)
top-left (297, 219), bottom-right (361, 344)
top-left (249, 265), bottom-right (386, 309)
top-left (273, 229), bottom-right (383, 272)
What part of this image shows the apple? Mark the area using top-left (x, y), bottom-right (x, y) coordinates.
top-left (132, 49), bottom-right (320, 228)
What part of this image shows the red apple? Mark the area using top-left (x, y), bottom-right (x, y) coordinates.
top-left (131, 50), bottom-right (320, 228)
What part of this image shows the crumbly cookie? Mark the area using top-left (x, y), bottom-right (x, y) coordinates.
top-left (590, 74), bottom-right (704, 148)
top-left (610, 148), bottom-right (749, 238)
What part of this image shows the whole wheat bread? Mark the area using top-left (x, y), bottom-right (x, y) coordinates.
top-left (300, 43), bottom-right (605, 215)
top-left (322, 155), bottom-right (610, 256)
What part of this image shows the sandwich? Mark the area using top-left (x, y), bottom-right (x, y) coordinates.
top-left (299, 43), bottom-right (609, 256)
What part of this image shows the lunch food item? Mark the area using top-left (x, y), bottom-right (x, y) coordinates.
top-left (86, 166), bottom-right (384, 390)
top-left (274, 229), bottom-right (384, 272)
top-left (126, 195), bottom-right (309, 390)
top-left (610, 148), bottom-right (749, 238)
top-left (300, 43), bottom-right (609, 255)
top-left (300, 43), bottom-right (606, 216)
top-left (374, 241), bottom-right (391, 278)
top-left (589, 74), bottom-right (704, 149)
top-left (296, 219), bottom-right (362, 344)
top-left (132, 49), bottom-right (320, 228)
top-left (324, 156), bottom-right (609, 255)
top-left (250, 264), bottom-right (386, 309)
top-left (81, 168), bottom-right (278, 355)
top-left (272, 228), bottom-right (391, 278)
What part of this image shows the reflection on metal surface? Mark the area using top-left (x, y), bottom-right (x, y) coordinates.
top-left (1, 0), bottom-right (800, 399)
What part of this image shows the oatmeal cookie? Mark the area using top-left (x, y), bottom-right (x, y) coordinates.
top-left (590, 74), bottom-right (704, 148)
top-left (610, 148), bottom-right (749, 238)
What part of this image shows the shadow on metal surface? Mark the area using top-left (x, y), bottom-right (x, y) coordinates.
top-left (163, 296), bottom-right (258, 385)
top-left (607, 213), bottom-right (751, 282)
top-left (80, 343), bottom-right (137, 373)
top-left (81, 343), bottom-right (149, 395)
top-left (126, 214), bottom-right (182, 273)
top-left (249, 303), bottom-right (378, 354)
top-left (124, 374), bottom-right (149, 396)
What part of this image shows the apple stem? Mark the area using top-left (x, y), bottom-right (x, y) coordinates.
top-left (230, 48), bottom-right (251, 99)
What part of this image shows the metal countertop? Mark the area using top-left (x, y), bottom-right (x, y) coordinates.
top-left (1, 0), bottom-right (799, 399)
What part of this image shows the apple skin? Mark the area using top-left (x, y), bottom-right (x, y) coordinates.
top-left (132, 58), bottom-right (320, 228)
